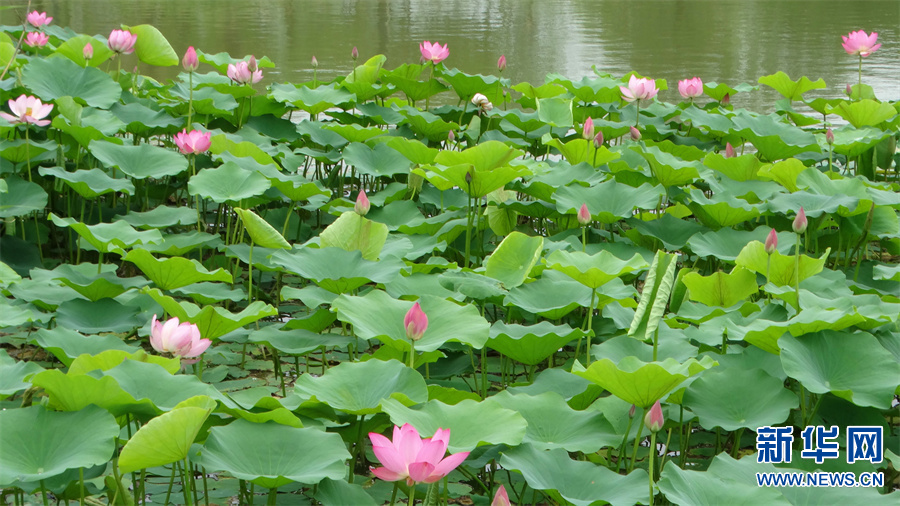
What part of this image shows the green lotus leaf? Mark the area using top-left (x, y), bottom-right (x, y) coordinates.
top-left (269, 247), bottom-right (403, 293)
top-left (0, 406), bottom-right (118, 487)
top-left (110, 102), bottom-right (182, 135)
top-left (30, 369), bottom-right (157, 417)
top-left (684, 367), bottom-right (798, 431)
top-left (114, 206), bottom-right (198, 229)
top-left (233, 207), bottom-right (291, 249)
top-left (679, 105), bottom-right (735, 135)
top-left (137, 231), bottom-right (222, 256)
top-left (504, 269), bottom-right (630, 319)
top-left (331, 290), bottom-right (489, 352)
top-left (102, 359), bottom-right (232, 411)
top-left (780, 331), bottom-right (899, 409)
top-left (554, 179), bottom-right (665, 225)
top-left (628, 250), bottom-right (678, 341)
top-left (487, 321), bottom-right (584, 365)
top-left (188, 161), bottom-right (271, 203)
top-left (543, 138), bottom-right (619, 167)
top-left (437, 270), bottom-right (507, 300)
top-left (0, 349), bottom-right (43, 399)
top-left (638, 145), bottom-right (702, 187)
top-left (592, 333), bottom-right (698, 364)
top-left (440, 67), bottom-right (506, 104)
top-left (735, 240), bottom-right (829, 286)
top-left (381, 136), bottom-right (439, 165)
top-left (731, 111), bottom-right (819, 161)
top-left (380, 398), bottom-right (526, 453)
top-left (682, 267), bottom-right (759, 307)
top-left (22, 56), bottom-right (121, 108)
top-left (398, 107), bottom-right (458, 142)
top-left (545, 249), bottom-right (649, 289)
top-left (294, 359), bottom-right (427, 415)
top-left (119, 402), bottom-right (213, 473)
top-left (38, 166), bottom-right (134, 198)
top-left (826, 99), bottom-right (897, 128)
top-left (500, 444), bottom-right (649, 506)
top-left (270, 82), bottom-right (355, 115)
top-left (31, 327), bottom-right (140, 366)
top-left (124, 24), bottom-right (178, 66)
top-left (383, 64), bottom-right (450, 102)
top-left (829, 125), bottom-right (893, 159)
top-left (143, 287), bottom-right (277, 340)
top-left (425, 163), bottom-right (529, 198)
top-left (756, 158), bottom-right (808, 192)
top-left (757, 71), bottom-right (826, 101)
top-left (54, 35), bottom-right (114, 67)
top-left (314, 478), bottom-right (378, 506)
top-left (319, 212), bottom-right (388, 261)
top-left (68, 349), bottom-right (180, 375)
top-left (89, 139), bottom-right (188, 179)
top-left (536, 96), bottom-right (574, 127)
top-left (0, 176), bottom-right (47, 219)
top-left (484, 232), bottom-right (543, 289)
top-left (687, 189), bottom-right (761, 229)
top-left (54, 298), bottom-right (144, 334)
top-left (196, 419), bottom-right (350, 489)
top-left (703, 152), bottom-right (764, 181)
top-left (172, 282), bottom-right (246, 305)
top-left (342, 142), bottom-right (411, 177)
top-left (125, 248), bottom-right (232, 290)
top-left (248, 325), bottom-right (353, 356)
top-left (572, 355), bottom-right (718, 408)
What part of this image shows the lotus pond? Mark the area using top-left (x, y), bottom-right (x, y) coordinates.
top-left (0, 12), bottom-right (899, 506)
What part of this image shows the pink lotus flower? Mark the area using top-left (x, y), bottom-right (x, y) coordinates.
top-left (765, 229), bottom-right (778, 255)
top-left (368, 424), bottom-right (469, 487)
top-left (27, 11), bottom-right (52, 28)
top-left (582, 117), bottom-right (594, 140)
top-left (108, 29), bottom-right (137, 55)
top-left (83, 43), bottom-right (94, 60)
top-left (173, 129), bottom-right (211, 155)
top-left (227, 61), bottom-right (263, 85)
top-left (150, 315), bottom-right (211, 358)
top-left (644, 400), bottom-right (664, 432)
top-left (420, 41), bottom-right (449, 64)
top-left (619, 75), bottom-right (658, 103)
top-left (678, 77), bottom-right (703, 99)
top-left (182, 46), bottom-right (199, 72)
top-left (25, 32), bottom-right (49, 48)
top-left (0, 95), bottom-right (54, 126)
top-left (841, 30), bottom-right (881, 57)
top-left (355, 190), bottom-right (370, 216)
top-left (792, 207), bottom-right (807, 234)
top-left (497, 55), bottom-right (506, 72)
top-left (725, 142), bottom-right (736, 158)
top-left (492, 485), bottom-right (511, 506)
top-left (577, 203), bottom-right (591, 226)
top-left (593, 130), bottom-right (604, 148)
top-left (472, 93), bottom-right (493, 112)
top-left (404, 302), bottom-right (428, 342)
top-left (630, 126), bottom-right (641, 141)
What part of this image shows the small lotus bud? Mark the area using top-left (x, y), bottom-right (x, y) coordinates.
top-left (630, 126), bottom-right (641, 141)
top-left (725, 142), bottom-right (736, 158)
top-left (721, 93), bottom-right (731, 106)
top-left (311, 55), bottom-right (318, 68)
top-left (577, 203), bottom-right (590, 226)
top-left (355, 190), bottom-right (370, 216)
top-left (765, 229), bottom-right (778, 254)
top-left (351, 46), bottom-right (359, 60)
top-left (182, 46), bottom-right (199, 72)
top-left (792, 207), bottom-right (808, 234)
top-left (582, 117), bottom-right (594, 140)
top-left (83, 43), bottom-right (93, 60)
top-left (465, 171), bottom-right (473, 185)
top-left (448, 130), bottom-right (455, 143)
top-left (497, 55), bottom-right (506, 72)
top-left (404, 302), bottom-right (428, 342)
top-left (593, 131), bottom-right (604, 149)
top-left (846, 84), bottom-right (852, 96)
top-left (248, 55), bottom-right (258, 72)
top-left (644, 400), bottom-right (664, 433)
top-left (825, 128), bottom-right (834, 145)
top-left (628, 404), bottom-right (636, 419)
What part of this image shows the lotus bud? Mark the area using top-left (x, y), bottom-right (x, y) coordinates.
top-left (792, 207), bottom-right (807, 234)
top-left (248, 55), bottom-right (258, 72)
top-left (311, 55), bottom-right (318, 68)
top-left (582, 117), bottom-right (594, 140)
top-left (497, 54), bottom-right (506, 72)
top-left (448, 130), bottom-right (455, 143)
top-left (465, 170), bottom-right (473, 185)
top-left (846, 84), bottom-right (852, 96)
top-left (593, 130), bottom-right (604, 149)
top-left (629, 404), bottom-right (636, 419)
top-left (355, 190), bottom-right (370, 216)
top-left (577, 203), bottom-right (591, 226)
top-left (826, 128), bottom-right (834, 145)
top-left (630, 126), bottom-right (641, 141)
top-left (182, 46), bottom-right (199, 72)
top-left (472, 93), bottom-right (493, 113)
top-left (644, 400), bottom-right (664, 433)
top-left (404, 302), bottom-right (428, 342)
top-left (725, 142), bottom-right (736, 158)
top-left (765, 229), bottom-right (778, 254)
top-left (721, 93), bottom-right (731, 106)
top-left (351, 46), bottom-right (359, 60)
top-left (491, 485), bottom-right (511, 506)
top-left (83, 43), bottom-right (93, 61)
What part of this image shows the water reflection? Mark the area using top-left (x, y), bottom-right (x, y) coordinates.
top-left (14, 0), bottom-right (900, 110)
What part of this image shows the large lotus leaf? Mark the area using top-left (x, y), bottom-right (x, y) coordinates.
top-left (30, 369), bottom-right (159, 417)
top-left (0, 350), bottom-right (43, 399)
top-left (826, 99), bottom-right (897, 128)
top-left (545, 249), bottom-right (649, 289)
top-left (294, 359), bottom-right (427, 415)
top-left (138, 231), bottom-right (223, 256)
top-left (319, 212), bottom-right (388, 261)
top-left (592, 333), bottom-right (698, 364)
top-left (490, 391), bottom-right (618, 453)
top-left (38, 166), bottom-right (134, 198)
top-left (119, 403), bottom-right (213, 474)
top-left (626, 214), bottom-right (705, 251)
top-left (68, 349), bottom-right (180, 376)
top-left (102, 359), bottom-right (231, 411)
top-left (829, 125), bottom-right (893, 159)
top-left (110, 102), bottom-right (182, 134)
top-left (730, 111), bottom-right (819, 161)
top-left (188, 162), bottom-right (271, 203)
top-left (248, 326), bottom-right (353, 355)
top-left (383, 65), bottom-right (450, 102)
top-left (487, 321), bottom-right (585, 365)
top-left (331, 290), bottom-right (489, 352)
top-left (89, 139), bottom-right (188, 179)
top-left (123, 24), bottom-right (178, 66)
top-left (543, 138), bottom-right (619, 167)
top-left (682, 267), bottom-right (758, 307)
top-left (196, 419), bottom-right (350, 489)
top-left (314, 478), bottom-right (378, 506)
top-left (382, 136), bottom-right (439, 165)
top-left (125, 249), bottom-right (231, 290)
top-left (762, 190), bottom-right (861, 219)
top-left (380, 398), bottom-right (526, 453)
top-left (758, 72), bottom-right (826, 101)
top-left (270, 82), bottom-right (355, 115)
top-left (504, 269), bottom-right (632, 319)
top-left (873, 263), bottom-right (900, 283)
top-left (638, 145), bottom-right (702, 187)
top-left (55, 298), bottom-right (144, 334)
top-left (115, 206), bottom-right (198, 229)
top-left (434, 140), bottom-right (523, 172)
top-left (50, 261), bottom-right (145, 302)
top-left (500, 444), bottom-right (649, 506)
top-left (683, 367), bottom-right (797, 431)
top-left (437, 270), bottom-right (506, 301)
top-left (143, 287), bottom-right (277, 340)
top-left (440, 67), bottom-right (506, 103)
top-left (535, 96), bottom-right (574, 127)
top-left (427, 162), bottom-right (530, 198)
top-left (269, 247), bottom-right (403, 294)
top-left (628, 250), bottom-right (678, 342)
top-left (398, 107), bottom-right (458, 142)
top-left (679, 105), bottom-right (735, 135)
top-left (0, 138), bottom-right (58, 163)
top-left (779, 331), bottom-right (899, 409)
top-left (0, 176), bottom-right (47, 218)
top-left (554, 179), bottom-right (664, 225)
top-left (756, 158), bottom-right (808, 192)
top-left (31, 327), bottom-right (139, 366)
top-left (728, 305), bottom-right (866, 354)
top-left (342, 142), bottom-right (411, 177)
top-left (484, 232), bottom-right (543, 289)
top-left (55, 35), bottom-right (114, 67)
top-left (703, 152), bottom-right (764, 181)
top-left (0, 405), bottom-right (118, 487)
top-left (210, 135), bottom-right (277, 165)
top-left (687, 189), bottom-right (761, 229)
top-left (21, 56), bottom-right (121, 108)
top-left (688, 227), bottom-right (794, 261)
top-left (572, 355), bottom-right (718, 408)
top-left (233, 208), bottom-right (291, 249)
top-left (735, 240), bottom-right (828, 286)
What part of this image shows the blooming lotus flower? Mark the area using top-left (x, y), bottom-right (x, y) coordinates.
top-left (619, 75), bottom-right (658, 103)
top-left (497, 55), bottom-right (506, 72)
top-left (27, 11), bottom-right (52, 28)
top-left (108, 29), bottom-right (137, 55)
top-left (25, 32), bottom-right (49, 48)
top-left (593, 131), bottom-right (604, 149)
top-left (368, 423), bottom-right (469, 487)
top-left (492, 485), bottom-right (511, 506)
top-left (227, 61), bottom-right (263, 85)
top-left (630, 126), bottom-right (641, 141)
top-left (173, 129), bottom-right (211, 155)
top-left (678, 77), bottom-right (703, 99)
top-left (404, 302), bottom-right (428, 342)
top-left (577, 203), bottom-right (591, 226)
top-left (765, 229), bottom-right (778, 254)
top-left (419, 41), bottom-right (449, 64)
top-left (792, 207), bottom-right (807, 234)
top-left (472, 93), bottom-right (493, 113)
top-left (725, 142), bottom-right (736, 158)
top-left (0, 95), bottom-right (54, 126)
top-left (182, 46), bottom-right (199, 72)
top-left (355, 190), bottom-right (370, 216)
top-left (150, 315), bottom-right (211, 358)
top-left (83, 43), bottom-right (94, 60)
top-left (582, 117), bottom-right (594, 140)
top-left (841, 30), bottom-right (881, 57)
top-left (644, 400), bottom-right (664, 432)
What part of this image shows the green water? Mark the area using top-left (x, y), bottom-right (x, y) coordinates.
top-left (11, 0), bottom-right (900, 109)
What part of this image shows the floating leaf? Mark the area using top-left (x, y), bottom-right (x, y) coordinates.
top-left (294, 359), bottom-right (427, 415)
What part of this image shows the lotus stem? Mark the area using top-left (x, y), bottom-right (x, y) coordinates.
top-left (794, 232), bottom-right (801, 308)
top-left (182, 457), bottom-right (193, 505)
top-left (731, 428), bottom-right (745, 458)
top-left (581, 226), bottom-right (587, 252)
top-left (39, 479), bottom-right (48, 506)
top-left (409, 340), bottom-right (416, 369)
top-left (407, 483), bottom-right (416, 506)
top-left (165, 463), bottom-right (176, 505)
top-left (628, 408), bottom-right (645, 473)
top-left (858, 55), bottom-right (862, 91)
top-left (615, 414), bottom-right (635, 472)
top-left (267, 487), bottom-right (277, 506)
top-left (79, 467), bottom-right (85, 506)
top-left (388, 482), bottom-right (399, 506)
top-left (187, 71), bottom-right (194, 128)
top-left (648, 431), bottom-right (657, 506)
top-left (586, 288), bottom-right (597, 365)
top-left (659, 428), bottom-right (673, 473)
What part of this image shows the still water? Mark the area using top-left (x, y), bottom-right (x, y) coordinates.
top-left (11, 0), bottom-right (900, 110)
